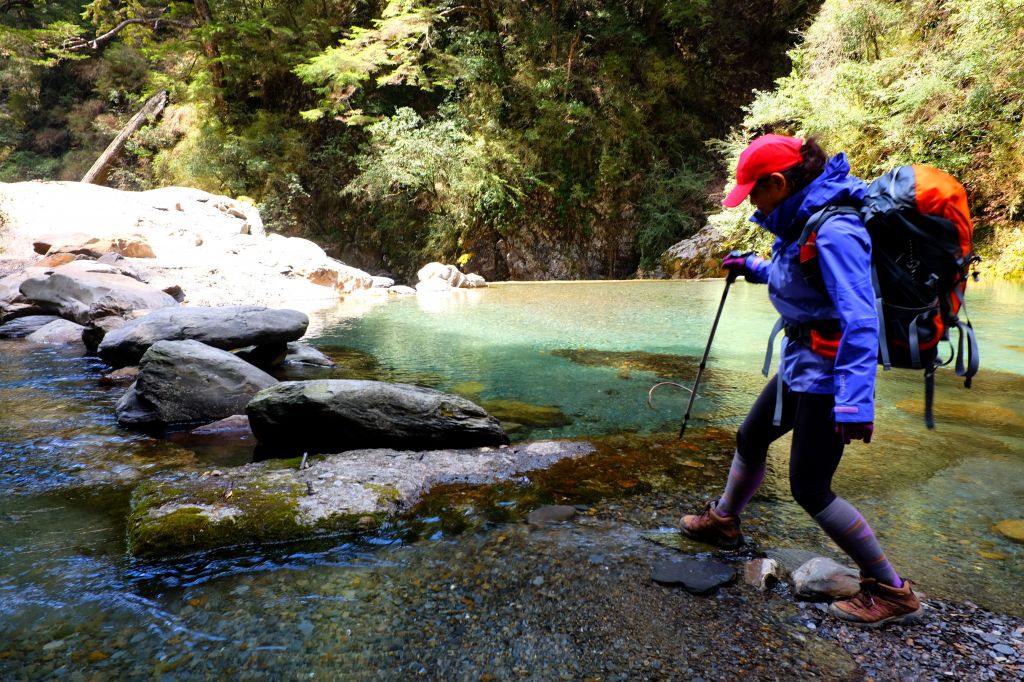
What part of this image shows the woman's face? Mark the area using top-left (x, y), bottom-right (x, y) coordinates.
top-left (749, 172), bottom-right (791, 216)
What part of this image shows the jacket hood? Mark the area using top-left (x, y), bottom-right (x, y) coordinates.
top-left (751, 153), bottom-right (867, 239)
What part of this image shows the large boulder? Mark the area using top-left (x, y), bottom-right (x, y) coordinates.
top-left (18, 261), bottom-right (177, 324)
top-left (247, 379), bottom-right (510, 454)
top-left (98, 305), bottom-right (309, 368)
top-left (0, 314), bottom-right (62, 338)
top-left (115, 339), bottom-right (278, 427)
top-left (417, 262), bottom-right (488, 289)
top-left (25, 319), bottom-right (86, 346)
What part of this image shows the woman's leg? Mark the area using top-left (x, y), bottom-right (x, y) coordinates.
top-left (716, 375), bottom-right (797, 517)
top-left (788, 392), bottom-right (902, 587)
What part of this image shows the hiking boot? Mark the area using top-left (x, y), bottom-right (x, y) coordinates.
top-left (828, 577), bottom-right (924, 628)
top-left (679, 500), bottom-right (743, 549)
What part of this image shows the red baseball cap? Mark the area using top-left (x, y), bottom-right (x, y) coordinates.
top-left (722, 134), bottom-right (804, 208)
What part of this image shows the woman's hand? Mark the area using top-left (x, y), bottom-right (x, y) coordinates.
top-left (722, 250), bottom-right (754, 280)
top-left (836, 422), bottom-right (874, 444)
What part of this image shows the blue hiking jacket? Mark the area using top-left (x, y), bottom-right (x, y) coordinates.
top-left (741, 153), bottom-right (878, 423)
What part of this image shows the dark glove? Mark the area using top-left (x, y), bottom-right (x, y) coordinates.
top-left (721, 250), bottom-right (755, 281)
top-left (836, 421), bottom-right (874, 444)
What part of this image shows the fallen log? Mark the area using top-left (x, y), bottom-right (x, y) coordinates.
top-left (81, 90), bottom-right (169, 185)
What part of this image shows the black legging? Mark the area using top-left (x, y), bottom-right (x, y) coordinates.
top-left (735, 375), bottom-right (845, 516)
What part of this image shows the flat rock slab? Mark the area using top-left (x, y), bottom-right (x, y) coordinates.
top-left (127, 440), bottom-right (595, 558)
top-left (97, 305), bottom-right (309, 368)
top-left (651, 557), bottom-right (736, 595)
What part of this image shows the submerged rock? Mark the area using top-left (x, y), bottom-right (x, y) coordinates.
top-left (127, 440), bottom-right (595, 557)
top-left (283, 341), bottom-right (336, 367)
top-left (247, 379), bottom-right (509, 454)
top-left (993, 519), bottom-right (1024, 543)
top-left (527, 505), bottom-right (578, 526)
top-left (98, 305), bottom-right (309, 368)
top-left (478, 399), bottom-right (573, 428)
top-left (115, 339), bottom-right (277, 427)
top-left (651, 557), bottom-right (736, 594)
top-left (743, 558), bottom-right (784, 591)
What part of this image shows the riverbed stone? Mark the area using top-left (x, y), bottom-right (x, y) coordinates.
top-left (743, 558), bottom-right (784, 591)
top-left (246, 379), bottom-right (509, 454)
top-left (97, 305), bottom-right (309, 368)
top-left (527, 505), bottom-right (578, 526)
top-left (993, 519), bottom-right (1024, 543)
top-left (791, 557), bottom-right (860, 601)
top-left (126, 439), bottom-right (595, 557)
top-left (19, 263), bottom-right (177, 324)
top-left (651, 557), bottom-right (736, 595)
top-left (115, 339), bottom-right (278, 427)
top-left (765, 548), bottom-right (823, 578)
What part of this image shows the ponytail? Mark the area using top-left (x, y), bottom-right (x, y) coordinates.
top-left (780, 137), bottom-right (829, 193)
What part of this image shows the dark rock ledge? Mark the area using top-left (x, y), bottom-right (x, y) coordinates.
top-left (127, 440), bottom-right (594, 558)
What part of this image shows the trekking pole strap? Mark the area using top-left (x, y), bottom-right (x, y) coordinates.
top-left (954, 320), bottom-right (980, 387)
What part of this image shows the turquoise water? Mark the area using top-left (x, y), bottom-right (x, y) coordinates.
top-left (1, 279), bottom-right (1022, 677)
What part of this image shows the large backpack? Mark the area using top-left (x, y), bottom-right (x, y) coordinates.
top-left (797, 164), bottom-right (981, 428)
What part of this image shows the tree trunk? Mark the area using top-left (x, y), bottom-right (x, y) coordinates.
top-left (81, 91), bottom-right (168, 185)
top-left (193, 0), bottom-right (225, 95)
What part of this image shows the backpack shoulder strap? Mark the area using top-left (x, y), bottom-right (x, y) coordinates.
top-left (798, 205), bottom-right (863, 246)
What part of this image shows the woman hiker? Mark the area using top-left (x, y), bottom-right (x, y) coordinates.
top-left (679, 134), bottom-right (924, 628)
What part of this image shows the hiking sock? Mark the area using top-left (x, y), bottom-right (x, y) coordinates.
top-left (716, 451), bottom-right (766, 517)
top-left (813, 496), bottom-right (902, 587)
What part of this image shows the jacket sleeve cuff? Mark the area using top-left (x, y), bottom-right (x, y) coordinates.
top-left (745, 255), bottom-right (770, 284)
top-left (833, 404), bottom-right (874, 423)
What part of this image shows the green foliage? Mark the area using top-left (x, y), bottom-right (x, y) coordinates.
top-left (723, 0), bottom-right (1024, 278)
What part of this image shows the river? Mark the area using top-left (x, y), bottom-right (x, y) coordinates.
top-left (1, 279), bottom-right (1022, 678)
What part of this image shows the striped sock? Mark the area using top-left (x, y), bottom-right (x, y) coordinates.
top-left (716, 451), bottom-right (766, 517)
top-left (813, 496), bottom-right (902, 587)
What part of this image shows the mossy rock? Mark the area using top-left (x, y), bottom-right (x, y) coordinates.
top-left (479, 399), bottom-right (572, 428)
top-left (127, 477), bottom-right (312, 558)
top-left (551, 348), bottom-right (699, 378)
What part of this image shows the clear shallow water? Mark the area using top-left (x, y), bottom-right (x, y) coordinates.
top-left (1, 279), bottom-right (1022, 677)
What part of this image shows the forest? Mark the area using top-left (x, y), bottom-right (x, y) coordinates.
top-left (2, 0), bottom-right (1022, 280)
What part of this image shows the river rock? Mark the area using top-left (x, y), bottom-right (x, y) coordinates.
top-left (418, 262), bottom-right (466, 288)
top-left (415, 278), bottom-right (452, 293)
top-left (993, 519), bottom-right (1024, 543)
top-left (82, 315), bottom-right (128, 353)
top-left (246, 379), bottom-right (509, 454)
top-left (234, 342), bottom-right (289, 370)
top-left (743, 557), bottom-right (784, 590)
top-left (651, 557), bottom-right (736, 595)
top-left (99, 366), bottom-right (139, 386)
top-left (189, 414), bottom-right (254, 436)
top-left (283, 342), bottom-right (335, 367)
top-left (19, 262), bottom-right (178, 324)
top-left (371, 276), bottom-right (395, 288)
top-left (791, 557), bottom-right (860, 601)
top-left (0, 314), bottom-right (62, 338)
top-left (126, 439), bottom-right (595, 557)
top-left (389, 285), bottom-right (416, 296)
top-left (97, 305), bottom-right (309, 368)
top-left (115, 339), bottom-right (278, 427)
top-left (25, 319), bottom-right (86, 346)
top-left (527, 505), bottom-right (578, 526)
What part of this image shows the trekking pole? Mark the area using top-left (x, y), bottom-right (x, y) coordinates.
top-left (679, 272), bottom-right (736, 438)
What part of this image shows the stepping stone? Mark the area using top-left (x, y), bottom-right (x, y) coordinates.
top-left (651, 557), bottom-right (736, 595)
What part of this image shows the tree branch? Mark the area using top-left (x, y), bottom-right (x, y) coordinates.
top-left (63, 15), bottom-right (197, 53)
